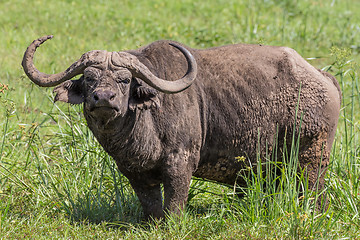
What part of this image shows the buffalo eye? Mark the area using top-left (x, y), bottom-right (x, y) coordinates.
top-left (85, 76), bottom-right (94, 82)
top-left (117, 78), bottom-right (130, 84)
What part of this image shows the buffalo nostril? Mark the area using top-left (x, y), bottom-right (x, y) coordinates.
top-left (93, 91), bottom-right (116, 102)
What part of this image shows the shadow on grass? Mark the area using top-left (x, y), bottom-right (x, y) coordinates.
top-left (60, 187), bottom-right (144, 229)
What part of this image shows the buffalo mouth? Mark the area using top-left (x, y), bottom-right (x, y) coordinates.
top-left (88, 104), bottom-right (120, 117)
top-left (90, 106), bottom-right (119, 112)
top-left (87, 105), bottom-right (122, 129)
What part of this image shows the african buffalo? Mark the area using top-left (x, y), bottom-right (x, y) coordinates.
top-left (22, 35), bottom-right (341, 219)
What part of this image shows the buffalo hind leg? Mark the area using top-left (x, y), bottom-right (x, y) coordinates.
top-left (298, 131), bottom-right (330, 210)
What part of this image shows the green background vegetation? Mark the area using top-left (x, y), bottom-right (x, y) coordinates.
top-left (0, 0), bottom-right (359, 238)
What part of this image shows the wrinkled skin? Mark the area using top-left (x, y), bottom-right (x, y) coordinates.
top-left (23, 38), bottom-right (341, 220)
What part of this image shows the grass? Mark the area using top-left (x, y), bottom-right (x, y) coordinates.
top-left (1, 0), bottom-right (360, 238)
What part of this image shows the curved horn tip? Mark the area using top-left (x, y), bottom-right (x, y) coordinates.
top-left (46, 35), bottom-right (54, 40)
top-left (34, 35), bottom-right (54, 47)
top-left (168, 42), bottom-right (197, 63)
top-left (168, 42), bottom-right (187, 52)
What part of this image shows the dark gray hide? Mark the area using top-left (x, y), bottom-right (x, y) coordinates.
top-left (22, 36), bottom-right (341, 219)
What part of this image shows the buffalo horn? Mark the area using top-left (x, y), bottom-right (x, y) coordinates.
top-left (123, 43), bottom-right (198, 94)
top-left (22, 35), bottom-right (88, 87)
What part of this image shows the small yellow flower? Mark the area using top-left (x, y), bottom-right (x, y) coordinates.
top-left (235, 156), bottom-right (246, 162)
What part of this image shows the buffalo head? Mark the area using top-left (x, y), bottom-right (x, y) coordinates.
top-left (22, 35), bottom-right (197, 123)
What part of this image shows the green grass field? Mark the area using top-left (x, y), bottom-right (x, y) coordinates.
top-left (1, 0), bottom-right (359, 238)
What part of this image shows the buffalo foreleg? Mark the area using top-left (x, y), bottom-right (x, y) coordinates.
top-left (127, 177), bottom-right (164, 220)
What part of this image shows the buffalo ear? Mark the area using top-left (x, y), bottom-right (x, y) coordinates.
top-left (53, 77), bottom-right (85, 104)
top-left (129, 78), bottom-right (160, 111)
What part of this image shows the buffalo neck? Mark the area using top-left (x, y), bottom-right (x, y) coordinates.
top-left (84, 107), bottom-right (163, 172)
